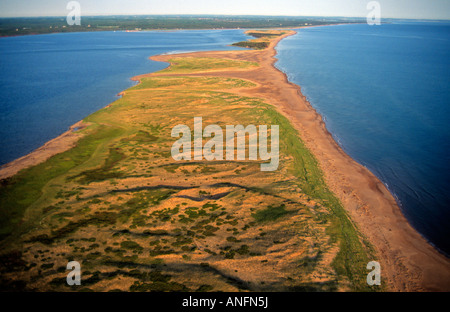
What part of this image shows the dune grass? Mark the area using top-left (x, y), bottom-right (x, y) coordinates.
top-left (129, 76), bottom-right (256, 91)
top-left (232, 30), bottom-right (287, 50)
top-left (0, 125), bottom-right (123, 240)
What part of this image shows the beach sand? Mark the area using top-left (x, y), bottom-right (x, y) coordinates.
top-left (1, 28), bottom-right (449, 291)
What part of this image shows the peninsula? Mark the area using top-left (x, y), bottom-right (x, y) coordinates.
top-left (0, 28), bottom-right (449, 292)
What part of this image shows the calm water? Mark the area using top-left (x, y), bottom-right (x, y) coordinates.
top-left (0, 29), bottom-right (249, 165)
top-left (276, 22), bottom-right (450, 256)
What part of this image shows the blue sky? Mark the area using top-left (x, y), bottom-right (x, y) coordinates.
top-left (0, 0), bottom-right (449, 19)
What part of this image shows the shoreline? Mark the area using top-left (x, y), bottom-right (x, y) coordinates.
top-left (1, 27), bottom-right (449, 291)
top-left (262, 31), bottom-right (450, 291)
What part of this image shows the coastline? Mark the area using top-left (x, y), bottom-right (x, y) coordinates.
top-left (263, 30), bottom-right (450, 291)
top-left (0, 27), bottom-right (449, 291)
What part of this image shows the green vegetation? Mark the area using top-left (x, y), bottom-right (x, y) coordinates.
top-left (159, 57), bottom-right (258, 74)
top-left (252, 204), bottom-right (294, 223)
top-left (129, 76), bottom-right (255, 91)
top-left (0, 125), bottom-right (123, 240)
top-left (70, 147), bottom-right (125, 184)
top-left (120, 241), bottom-right (143, 252)
top-left (245, 32), bottom-right (284, 38)
top-left (232, 41), bottom-right (269, 50)
top-left (232, 30), bottom-right (287, 50)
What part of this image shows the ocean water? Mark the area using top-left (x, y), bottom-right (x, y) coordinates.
top-left (276, 22), bottom-right (450, 256)
top-left (0, 29), bottom-right (249, 166)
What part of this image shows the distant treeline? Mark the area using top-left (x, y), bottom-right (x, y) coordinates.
top-left (0, 15), bottom-right (363, 36)
top-left (232, 41), bottom-right (270, 49)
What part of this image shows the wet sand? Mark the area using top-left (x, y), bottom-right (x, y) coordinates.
top-left (1, 28), bottom-right (449, 291)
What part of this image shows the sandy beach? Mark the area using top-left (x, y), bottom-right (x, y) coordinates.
top-left (1, 28), bottom-right (449, 291)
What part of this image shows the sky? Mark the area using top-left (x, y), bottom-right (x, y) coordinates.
top-left (0, 0), bottom-right (449, 19)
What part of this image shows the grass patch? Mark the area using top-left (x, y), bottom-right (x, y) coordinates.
top-left (232, 41), bottom-right (269, 50)
top-left (120, 241), bottom-right (143, 252)
top-left (0, 125), bottom-right (123, 240)
top-left (70, 147), bottom-right (125, 184)
top-left (130, 76), bottom-right (255, 91)
top-left (0, 30), bottom-right (380, 292)
top-left (250, 102), bottom-right (379, 291)
top-left (159, 57), bottom-right (258, 74)
top-left (252, 204), bottom-right (293, 223)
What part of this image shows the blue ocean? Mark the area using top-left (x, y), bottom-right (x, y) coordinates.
top-left (0, 29), bottom-right (249, 165)
top-left (276, 21), bottom-right (450, 256)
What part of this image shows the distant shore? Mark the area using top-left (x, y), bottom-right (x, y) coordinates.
top-left (1, 26), bottom-right (449, 291)
top-left (0, 15), bottom-right (359, 37)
